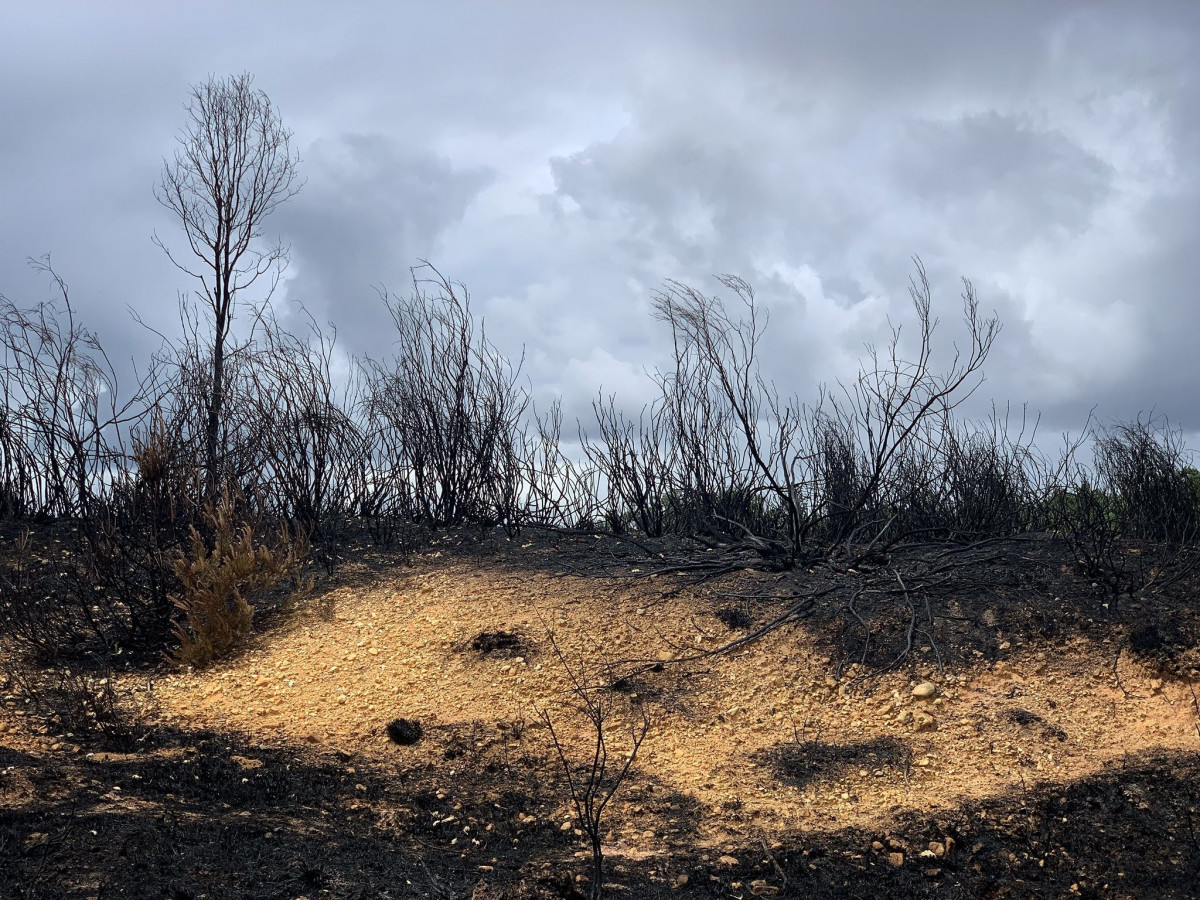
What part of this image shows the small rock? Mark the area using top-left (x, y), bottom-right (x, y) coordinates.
top-left (888, 852), bottom-right (905, 867)
top-left (871, 841), bottom-right (885, 851)
top-left (999, 641), bottom-right (1011, 651)
top-left (896, 710), bottom-right (914, 725)
top-left (672, 874), bottom-right (689, 888)
top-left (913, 710), bottom-right (937, 732)
top-left (825, 675), bottom-right (838, 689)
top-left (929, 841), bottom-right (945, 858)
top-left (749, 880), bottom-right (780, 898)
top-left (561, 820), bottom-right (573, 831)
top-left (912, 682), bottom-right (937, 699)
top-left (718, 854), bottom-right (740, 867)
top-left (1149, 678), bottom-right (1163, 693)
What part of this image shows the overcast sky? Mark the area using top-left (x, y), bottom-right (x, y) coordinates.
top-left (2, 1), bottom-right (1198, 446)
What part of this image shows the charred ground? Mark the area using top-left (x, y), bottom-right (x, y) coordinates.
top-left (3, 528), bottom-right (1200, 899)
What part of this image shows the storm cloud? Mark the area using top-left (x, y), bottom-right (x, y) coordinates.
top-left (2, 1), bottom-right (1197, 444)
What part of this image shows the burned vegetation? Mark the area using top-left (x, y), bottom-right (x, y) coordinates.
top-left (2, 86), bottom-right (1199, 896)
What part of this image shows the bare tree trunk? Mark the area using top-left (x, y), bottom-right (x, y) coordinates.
top-left (155, 72), bottom-right (301, 505)
top-left (206, 314), bottom-right (226, 502)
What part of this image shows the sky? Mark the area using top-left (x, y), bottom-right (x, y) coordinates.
top-left (2, 1), bottom-right (1198, 448)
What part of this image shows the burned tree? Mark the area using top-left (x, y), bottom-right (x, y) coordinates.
top-left (154, 72), bottom-right (302, 500)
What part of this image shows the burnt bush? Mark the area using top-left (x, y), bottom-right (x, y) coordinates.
top-left (584, 262), bottom-right (1012, 563)
top-left (714, 606), bottom-right (753, 629)
top-left (468, 630), bottom-right (528, 657)
top-left (1049, 416), bottom-right (1198, 597)
top-left (386, 718), bottom-right (423, 745)
top-left (1096, 417), bottom-right (1198, 543)
top-left (243, 307), bottom-right (368, 537)
top-left (2, 656), bottom-right (141, 748)
top-left (360, 264), bottom-right (530, 530)
top-left (0, 259), bottom-right (147, 521)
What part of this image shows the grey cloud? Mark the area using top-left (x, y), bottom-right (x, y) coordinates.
top-left (0, 1), bottom-right (1197, 446)
top-left (893, 113), bottom-right (1114, 237)
top-left (275, 135), bottom-right (494, 353)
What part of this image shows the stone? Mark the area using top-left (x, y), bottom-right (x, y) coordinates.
top-left (912, 682), bottom-right (937, 699)
top-left (913, 711), bottom-right (937, 732)
top-left (749, 880), bottom-right (780, 897)
top-left (896, 710), bottom-right (913, 725)
top-left (718, 855), bottom-right (740, 867)
top-left (888, 852), bottom-right (905, 867)
top-left (871, 841), bottom-right (885, 851)
top-left (672, 874), bottom-right (689, 888)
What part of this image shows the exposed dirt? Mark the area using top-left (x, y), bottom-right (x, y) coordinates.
top-left (3, 530), bottom-right (1200, 898)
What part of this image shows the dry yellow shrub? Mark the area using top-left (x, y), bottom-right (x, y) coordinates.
top-left (170, 491), bottom-right (309, 667)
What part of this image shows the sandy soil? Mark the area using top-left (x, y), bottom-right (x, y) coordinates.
top-left (5, 533), bottom-right (1200, 898)
top-left (146, 543), bottom-right (1200, 851)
